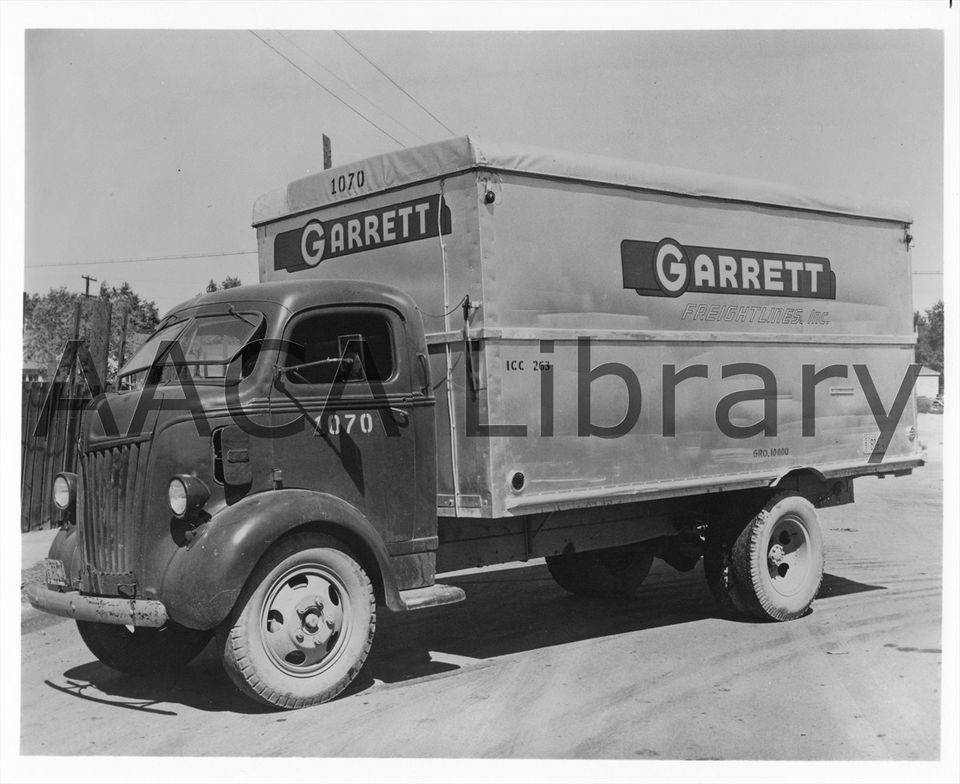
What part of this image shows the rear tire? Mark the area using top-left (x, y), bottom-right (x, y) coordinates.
top-left (703, 524), bottom-right (752, 616)
top-left (77, 620), bottom-right (212, 675)
top-left (731, 493), bottom-right (824, 621)
top-left (546, 545), bottom-right (654, 598)
top-left (218, 533), bottom-right (376, 709)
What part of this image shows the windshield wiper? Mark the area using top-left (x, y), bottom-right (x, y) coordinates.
top-left (227, 305), bottom-right (257, 327)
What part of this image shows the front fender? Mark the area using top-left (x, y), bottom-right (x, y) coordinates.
top-left (47, 525), bottom-right (83, 588)
top-left (159, 489), bottom-right (401, 630)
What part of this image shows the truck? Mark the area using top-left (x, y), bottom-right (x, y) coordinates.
top-left (27, 137), bottom-right (925, 709)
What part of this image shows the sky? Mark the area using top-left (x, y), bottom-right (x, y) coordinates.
top-left (22, 26), bottom-right (946, 313)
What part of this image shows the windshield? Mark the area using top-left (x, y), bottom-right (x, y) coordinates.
top-left (119, 317), bottom-right (186, 378)
top-left (118, 312), bottom-right (264, 390)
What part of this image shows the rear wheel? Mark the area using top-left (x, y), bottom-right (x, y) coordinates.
top-left (218, 533), bottom-right (376, 709)
top-left (731, 493), bottom-right (825, 621)
top-left (77, 620), bottom-right (212, 675)
top-left (703, 524), bottom-right (752, 616)
top-left (546, 545), bottom-right (654, 598)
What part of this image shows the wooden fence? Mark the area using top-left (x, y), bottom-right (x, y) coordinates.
top-left (21, 381), bottom-right (91, 532)
top-left (21, 299), bottom-right (134, 531)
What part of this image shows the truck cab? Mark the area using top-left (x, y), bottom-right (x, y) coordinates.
top-left (30, 279), bottom-right (460, 707)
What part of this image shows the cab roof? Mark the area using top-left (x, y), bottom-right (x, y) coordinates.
top-left (166, 279), bottom-right (418, 321)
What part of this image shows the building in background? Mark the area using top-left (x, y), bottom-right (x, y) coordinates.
top-left (915, 366), bottom-right (942, 400)
top-left (21, 366), bottom-right (46, 383)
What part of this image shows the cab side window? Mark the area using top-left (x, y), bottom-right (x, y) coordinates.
top-left (286, 311), bottom-right (395, 385)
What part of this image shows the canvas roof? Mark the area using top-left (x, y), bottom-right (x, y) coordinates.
top-left (253, 136), bottom-right (912, 227)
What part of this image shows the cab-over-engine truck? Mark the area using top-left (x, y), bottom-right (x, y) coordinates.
top-left (27, 138), bottom-right (925, 709)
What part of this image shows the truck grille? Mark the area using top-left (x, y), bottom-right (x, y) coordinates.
top-left (78, 438), bottom-right (150, 594)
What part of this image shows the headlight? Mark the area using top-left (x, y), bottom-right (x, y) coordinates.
top-left (53, 473), bottom-right (77, 511)
top-left (168, 475), bottom-right (209, 519)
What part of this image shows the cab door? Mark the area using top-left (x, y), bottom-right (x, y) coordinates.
top-left (270, 305), bottom-right (419, 546)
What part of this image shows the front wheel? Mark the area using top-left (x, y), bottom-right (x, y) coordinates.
top-left (218, 533), bottom-right (376, 710)
top-left (730, 493), bottom-right (825, 621)
top-left (76, 620), bottom-right (212, 675)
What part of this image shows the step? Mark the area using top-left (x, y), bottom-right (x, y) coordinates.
top-left (398, 582), bottom-right (466, 611)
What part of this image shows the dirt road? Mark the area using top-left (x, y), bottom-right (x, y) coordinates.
top-left (20, 415), bottom-right (943, 759)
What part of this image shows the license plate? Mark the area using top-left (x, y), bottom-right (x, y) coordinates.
top-left (42, 558), bottom-right (68, 588)
top-left (861, 432), bottom-right (888, 456)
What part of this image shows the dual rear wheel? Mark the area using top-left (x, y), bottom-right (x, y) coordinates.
top-left (545, 546), bottom-right (655, 599)
top-left (545, 492), bottom-right (825, 623)
top-left (704, 492), bottom-right (824, 621)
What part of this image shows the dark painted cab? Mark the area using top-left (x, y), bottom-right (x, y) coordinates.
top-left (29, 279), bottom-right (455, 707)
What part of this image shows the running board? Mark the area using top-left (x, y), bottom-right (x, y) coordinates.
top-left (398, 583), bottom-right (466, 611)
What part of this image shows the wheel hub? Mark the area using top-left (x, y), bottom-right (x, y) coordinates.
top-left (765, 515), bottom-right (811, 595)
top-left (297, 595), bottom-right (325, 635)
top-left (768, 543), bottom-right (786, 566)
top-left (262, 569), bottom-right (347, 674)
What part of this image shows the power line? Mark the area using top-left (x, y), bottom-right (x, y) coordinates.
top-left (249, 30), bottom-right (404, 147)
top-left (335, 31), bottom-right (457, 138)
top-left (278, 32), bottom-right (427, 145)
top-left (29, 251), bottom-right (945, 277)
top-left (27, 249), bottom-right (258, 269)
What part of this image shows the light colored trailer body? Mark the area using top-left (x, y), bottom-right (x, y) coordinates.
top-left (254, 137), bottom-right (922, 520)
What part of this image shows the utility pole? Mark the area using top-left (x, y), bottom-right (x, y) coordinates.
top-left (81, 274), bottom-right (97, 298)
top-left (323, 134), bottom-right (332, 170)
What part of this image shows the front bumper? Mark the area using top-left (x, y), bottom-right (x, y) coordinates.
top-left (24, 582), bottom-right (168, 628)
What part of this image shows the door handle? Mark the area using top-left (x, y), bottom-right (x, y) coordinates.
top-left (389, 407), bottom-right (410, 425)
top-left (417, 353), bottom-right (430, 396)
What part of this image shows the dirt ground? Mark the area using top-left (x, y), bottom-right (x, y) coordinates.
top-left (19, 415), bottom-right (944, 760)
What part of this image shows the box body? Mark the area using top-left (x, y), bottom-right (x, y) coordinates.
top-left (255, 137), bottom-right (922, 519)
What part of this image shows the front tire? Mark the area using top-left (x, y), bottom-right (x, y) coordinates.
top-left (731, 493), bottom-right (825, 621)
top-left (546, 545), bottom-right (654, 598)
top-left (218, 533), bottom-right (376, 709)
top-left (76, 620), bottom-right (212, 675)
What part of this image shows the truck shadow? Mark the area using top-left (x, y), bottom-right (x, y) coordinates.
top-left (57, 652), bottom-right (274, 715)
top-left (50, 563), bottom-right (882, 714)
top-left (347, 562), bottom-right (884, 695)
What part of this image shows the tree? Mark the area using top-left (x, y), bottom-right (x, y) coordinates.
top-left (914, 299), bottom-right (944, 395)
top-left (22, 283), bottom-right (160, 385)
top-left (98, 281), bottom-right (161, 371)
top-left (204, 276), bottom-right (243, 294)
top-left (22, 287), bottom-right (84, 371)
